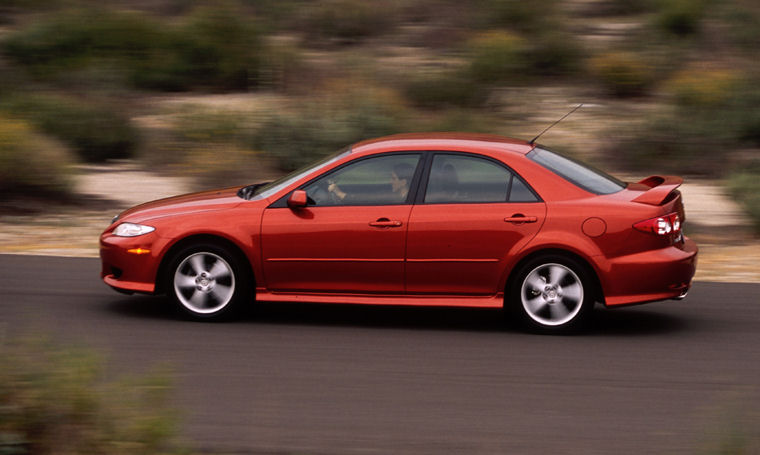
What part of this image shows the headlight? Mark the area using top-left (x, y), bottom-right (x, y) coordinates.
top-left (113, 223), bottom-right (155, 237)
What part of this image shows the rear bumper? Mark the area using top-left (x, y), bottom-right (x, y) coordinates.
top-left (601, 237), bottom-right (698, 306)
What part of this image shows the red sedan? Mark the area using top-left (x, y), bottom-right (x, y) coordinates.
top-left (100, 133), bottom-right (697, 331)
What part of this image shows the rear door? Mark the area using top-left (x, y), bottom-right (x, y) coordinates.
top-left (406, 152), bottom-right (546, 295)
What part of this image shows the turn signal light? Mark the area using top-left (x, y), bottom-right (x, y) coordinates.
top-left (127, 248), bottom-right (151, 255)
top-left (634, 213), bottom-right (681, 236)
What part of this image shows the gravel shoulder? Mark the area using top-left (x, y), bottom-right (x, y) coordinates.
top-left (0, 163), bottom-right (757, 283)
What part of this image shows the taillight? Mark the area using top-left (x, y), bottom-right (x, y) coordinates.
top-left (634, 213), bottom-right (682, 236)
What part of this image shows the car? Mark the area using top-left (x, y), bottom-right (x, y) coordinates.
top-left (100, 133), bottom-right (698, 331)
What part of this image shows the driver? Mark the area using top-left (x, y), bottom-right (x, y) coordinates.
top-left (328, 162), bottom-right (415, 203)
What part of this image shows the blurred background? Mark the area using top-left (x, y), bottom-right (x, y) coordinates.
top-left (1, 2), bottom-right (760, 453)
top-left (0, 0), bottom-right (758, 233)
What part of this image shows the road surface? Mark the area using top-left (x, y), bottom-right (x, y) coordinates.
top-left (2, 254), bottom-right (759, 454)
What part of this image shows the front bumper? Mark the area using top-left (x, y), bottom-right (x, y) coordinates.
top-left (99, 231), bottom-right (167, 294)
top-left (601, 237), bottom-right (698, 306)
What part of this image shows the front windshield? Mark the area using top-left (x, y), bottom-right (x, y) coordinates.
top-left (249, 148), bottom-right (351, 200)
top-left (527, 146), bottom-right (625, 195)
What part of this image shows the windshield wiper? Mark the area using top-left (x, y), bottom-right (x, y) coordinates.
top-left (237, 182), bottom-right (270, 200)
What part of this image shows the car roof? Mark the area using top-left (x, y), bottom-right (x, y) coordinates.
top-left (351, 133), bottom-right (535, 156)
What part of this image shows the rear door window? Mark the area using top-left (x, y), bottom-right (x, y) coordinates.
top-left (423, 154), bottom-right (538, 204)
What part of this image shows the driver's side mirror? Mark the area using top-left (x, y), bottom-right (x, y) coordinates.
top-left (287, 190), bottom-right (308, 208)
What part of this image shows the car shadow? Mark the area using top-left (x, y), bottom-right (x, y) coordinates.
top-left (105, 295), bottom-right (690, 336)
top-left (588, 306), bottom-right (691, 336)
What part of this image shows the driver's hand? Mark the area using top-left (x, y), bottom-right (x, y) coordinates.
top-left (327, 181), bottom-right (346, 200)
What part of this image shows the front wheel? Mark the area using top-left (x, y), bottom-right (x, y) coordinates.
top-left (509, 256), bottom-right (595, 332)
top-left (167, 244), bottom-right (251, 320)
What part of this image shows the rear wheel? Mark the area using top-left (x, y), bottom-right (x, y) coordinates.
top-left (510, 255), bottom-right (594, 332)
top-left (167, 243), bottom-right (250, 320)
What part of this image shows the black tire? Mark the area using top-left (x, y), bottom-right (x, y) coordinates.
top-left (508, 254), bottom-right (595, 333)
top-left (166, 243), bottom-right (252, 320)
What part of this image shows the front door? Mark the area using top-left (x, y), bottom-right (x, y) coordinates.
top-left (261, 153), bottom-right (422, 293)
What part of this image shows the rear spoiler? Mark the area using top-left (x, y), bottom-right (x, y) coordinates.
top-left (631, 176), bottom-right (683, 205)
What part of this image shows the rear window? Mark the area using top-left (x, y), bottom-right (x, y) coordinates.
top-left (527, 147), bottom-right (625, 195)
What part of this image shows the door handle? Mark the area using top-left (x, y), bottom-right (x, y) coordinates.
top-left (369, 218), bottom-right (403, 228)
top-left (504, 214), bottom-right (538, 224)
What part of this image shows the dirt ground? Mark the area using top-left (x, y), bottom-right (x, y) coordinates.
top-left (0, 162), bottom-right (757, 283)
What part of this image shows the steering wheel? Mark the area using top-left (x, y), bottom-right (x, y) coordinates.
top-left (305, 180), bottom-right (337, 206)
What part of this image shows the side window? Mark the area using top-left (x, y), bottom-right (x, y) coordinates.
top-left (509, 176), bottom-right (539, 202)
top-left (424, 154), bottom-right (539, 204)
top-left (425, 154), bottom-right (510, 203)
top-left (303, 154), bottom-right (420, 206)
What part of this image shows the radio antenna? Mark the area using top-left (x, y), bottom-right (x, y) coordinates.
top-left (529, 103), bottom-right (584, 145)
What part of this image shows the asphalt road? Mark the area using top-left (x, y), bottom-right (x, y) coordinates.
top-left (2, 254), bottom-right (759, 454)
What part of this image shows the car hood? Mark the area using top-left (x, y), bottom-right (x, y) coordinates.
top-left (117, 186), bottom-right (244, 223)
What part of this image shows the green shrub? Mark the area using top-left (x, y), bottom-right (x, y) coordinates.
top-left (302, 0), bottom-right (397, 42)
top-left (2, 4), bottom-right (262, 91)
top-left (0, 0), bottom-right (62, 8)
top-left (527, 31), bottom-right (581, 77)
top-left (404, 70), bottom-right (488, 108)
top-left (1, 9), bottom-right (162, 72)
top-left (736, 93), bottom-right (760, 145)
top-left (727, 169), bottom-right (760, 234)
top-left (466, 31), bottom-right (527, 84)
top-left (610, 108), bottom-right (739, 175)
top-left (665, 72), bottom-right (760, 146)
top-left (415, 108), bottom-right (501, 134)
top-left (172, 109), bottom-right (250, 145)
top-left (479, 0), bottom-right (558, 35)
top-left (0, 116), bottom-right (74, 196)
top-left (655, 0), bottom-right (706, 36)
top-left (171, 3), bottom-right (261, 90)
top-left (613, 73), bottom-right (760, 175)
top-left (666, 69), bottom-right (739, 108)
top-left (721, 4), bottom-right (760, 51)
top-left (180, 144), bottom-right (276, 189)
top-left (475, 0), bottom-right (580, 77)
top-left (590, 51), bottom-right (653, 97)
top-left (258, 41), bottom-right (309, 91)
top-left (2, 94), bottom-right (138, 162)
top-left (585, 0), bottom-right (655, 15)
top-left (0, 337), bottom-right (179, 455)
top-left (253, 84), bottom-right (407, 170)
top-left (128, 3), bottom-right (262, 91)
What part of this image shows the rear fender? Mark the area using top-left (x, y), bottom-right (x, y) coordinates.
top-left (499, 231), bottom-right (605, 293)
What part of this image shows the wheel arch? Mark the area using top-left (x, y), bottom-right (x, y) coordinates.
top-left (155, 234), bottom-right (255, 295)
top-left (504, 248), bottom-right (605, 308)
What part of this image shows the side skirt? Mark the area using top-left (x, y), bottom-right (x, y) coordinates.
top-left (254, 289), bottom-right (505, 308)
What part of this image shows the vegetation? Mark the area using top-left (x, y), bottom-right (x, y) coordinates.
top-left (466, 31), bottom-right (527, 84)
top-left (0, 0), bottom-right (759, 232)
top-left (589, 52), bottom-right (653, 97)
top-left (2, 9), bottom-right (162, 75)
top-left (613, 71), bottom-right (760, 175)
top-left (300, 0), bottom-right (398, 42)
top-left (1, 94), bottom-right (139, 162)
top-left (2, 3), bottom-right (261, 91)
top-left (136, 3), bottom-right (261, 91)
top-left (0, 115), bottom-right (74, 197)
top-left (252, 84), bottom-right (408, 171)
top-left (655, 0), bottom-right (707, 36)
top-left (404, 70), bottom-right (488, 108)
top-left (0, 337), bottom-right (180, 454)
top-left (728, 168), bottom-right (760, 233)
